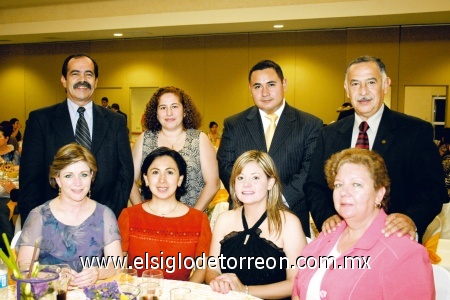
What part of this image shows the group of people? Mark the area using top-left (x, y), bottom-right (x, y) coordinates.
top-left (4, 52), bottom-right (446, 298)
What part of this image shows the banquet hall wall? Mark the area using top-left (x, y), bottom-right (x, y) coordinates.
top-left (0, 25), bottom-right (448, 134)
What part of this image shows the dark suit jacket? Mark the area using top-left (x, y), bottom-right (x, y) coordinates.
top-left (18, 100), bottom-right (134, 222)
top-left (217, 102), bottom-right (323, 236)
top-left (306, 105), bottom-right (448, 239)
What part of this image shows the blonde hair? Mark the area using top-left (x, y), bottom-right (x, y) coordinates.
top-left (49, 143), bottom-right (97, 189)
top-left (324, 148), bottom-right (390, 209)
top-left (230, 150), bottom-right (287, 236)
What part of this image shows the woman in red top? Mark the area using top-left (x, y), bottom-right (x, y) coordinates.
top-left (118, 147), bottom-right (212, 282)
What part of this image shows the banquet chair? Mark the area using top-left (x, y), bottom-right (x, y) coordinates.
top-left (423, 216), bottom-right (441, 244)
top-left (432, 264), bottom-right (450, 300)
top-left (423, 216), bottom-right (442, 264)
top-left (437, 239), bottom-right (450, 271)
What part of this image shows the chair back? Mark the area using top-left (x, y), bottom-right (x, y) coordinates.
top-left (433, 264), bottom-right (450, 300)
top-left (424, 216), bottom-right (441, 243)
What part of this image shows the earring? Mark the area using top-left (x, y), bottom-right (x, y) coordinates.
top-left (88, 190), bottom-right (91, 198)
top-left (58, 187), bottom-right (61, 199)
top-left (375, 202), bottom-right (381, 208)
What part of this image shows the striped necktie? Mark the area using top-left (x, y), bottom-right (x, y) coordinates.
top-left (265, 113), bottom-right (278, 150)
top-left (355, 121), bottom-right (369, 149)
top-left (75, 107), bottom-right (91, 150)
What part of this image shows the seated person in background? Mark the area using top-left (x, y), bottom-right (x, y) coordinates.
top-left (206, 150), bottom-right (306, 299)
top-left (207, 121), bottom-right (221, 147)
top-left (10, 118), bottom-right (22, 142)
top-left (293, 148), bottom-right (434, 300)
top-left (118, 147), bottom-right (212, 282)
top-left (0, 122), bottom-right (20, 164)
top-left (17, 143), bottom-right (123, 287)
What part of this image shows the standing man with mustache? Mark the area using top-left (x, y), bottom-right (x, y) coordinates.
top-left (18, 54), bottom-right (133, 224)
top-left (305, 55), bottom-right (447, 241)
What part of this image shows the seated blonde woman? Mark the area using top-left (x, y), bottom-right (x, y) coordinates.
top-left (293, 148), bottom-right (434, 299)
top-left (206, 150), bottom-right (306, 299)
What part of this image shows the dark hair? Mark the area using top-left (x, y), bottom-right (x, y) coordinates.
top-left (325, 148), bottom-right (390, 210)
top-left (140, 147), bottom-right (187, 201)
top-left (61, 54), bottom-right (98, 78)
top-left (209, 121), bottom-right (218, 128)
top-left (9, 118), bottom-right (19, 125)
top-left (49, 143), bottom-right (98, 189)
top-left (111, 103), bottom-right (120, 110)
top-left (345, 55), bottom-right (387, 82)
top-left (101, 97), bottom-right (108, 102)
top-left (248, 60), bottom-right (284, 82)
top-left (0, 121), bottom-right (13, 139)
top-left (143, 86), bottom-right (202, 132)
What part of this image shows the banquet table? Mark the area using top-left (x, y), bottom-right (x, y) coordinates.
top-left (7, 278), bottom-right (263, 299)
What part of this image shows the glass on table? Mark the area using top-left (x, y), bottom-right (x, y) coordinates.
top-left (138, 282), bottom-right (160, 300)
top-left (49, 264), bottom-right (71, 300)
top-left (118, 284), bottom-right (140, 300)
top-left (141, 269), bottom-right (164, 288)
top-left (117, 268), bottom-right (138, 285)
top-left (170, 287), bottom-right (191, 300)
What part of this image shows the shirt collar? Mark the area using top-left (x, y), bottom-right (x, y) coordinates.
top-left (259, 99), bottom-right (286, 119)
top-left (354, 103), bottom-right (384, 134)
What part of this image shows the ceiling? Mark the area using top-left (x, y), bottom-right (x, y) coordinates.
top-left (0, 0), bottom-right (449, 45)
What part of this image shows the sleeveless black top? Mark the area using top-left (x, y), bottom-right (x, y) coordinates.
top-left (220, 208), bottom-right (288, 286)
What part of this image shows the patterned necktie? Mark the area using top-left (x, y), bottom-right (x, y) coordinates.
top-left (355, 121), bottom-right (369, 149)
top-left (75, 107), bottom-right (91, 150)
top-left (265, 113), bottom-right (278, 150)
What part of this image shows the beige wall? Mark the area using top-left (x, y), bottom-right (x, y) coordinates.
top-left (0, 25), bottom-right (449, 134)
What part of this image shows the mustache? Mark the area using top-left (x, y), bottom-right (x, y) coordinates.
top-left (73, 81), bottom-right (92, 89)
top-left (357, 97), bottom-right (372, 101)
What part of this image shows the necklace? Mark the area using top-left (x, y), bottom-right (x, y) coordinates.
top-left (147, 201), bottom-right (178, 217)
top-left (160, 130), bottom-right (185, 149)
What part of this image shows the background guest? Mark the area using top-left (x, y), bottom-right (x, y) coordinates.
top-left (306, 55), bottom-right (447, 241)
top-left (111, 103), bottom-right (127, 123)
top-left (17, 143), bottom-right (123, 287)
top-left (130, 86), bottom-right (220, 211)
top-left (18, 53), bottom-right (133, 224)
top-left (293, 148), bottom-right (434, 299)
top-left (101, 96), bottom-right (111, 109)
top-left (217, 60), bottom-right (323, 237)
top-left (206, 150), bottom-right (306, 299)
top-left (9, 118), bottom-right (22, 142)
top-left (119, 147), bottom-right (212, 281)
top-left (207, 121), bottom-right (221, 148)
top-left (1, 121), bottom-right (19, 152)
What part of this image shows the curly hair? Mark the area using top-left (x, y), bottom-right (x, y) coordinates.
top-left (324, 148), bottom-right (390, 209)
top-left (230, 150), bottom-right (287, 237)
top-left (143, 86), bottom-right (202, 132)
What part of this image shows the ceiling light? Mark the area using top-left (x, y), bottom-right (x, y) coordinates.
top-left (273, 25), bottom-right (284, 29)
top-left (114, 33), bottom-right (123, 37)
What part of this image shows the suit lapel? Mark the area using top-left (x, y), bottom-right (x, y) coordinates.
top-left (336, 115), bottom-right (354, 149)
top-left (372, 106), bottom-right (396, 156)
top-left (268, 103), bottom-right (295, 155)
top-left (91, 104), bottom-right (109, 155)
top-left (51, 101), bottom-right (76, 146)
top-left (245, 106), bottom-right (267, 150)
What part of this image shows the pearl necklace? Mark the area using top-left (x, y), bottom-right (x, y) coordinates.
top-left (147, 201), bottom-right (178, 217)
top-left (161, 130), bottom-right (185, 149)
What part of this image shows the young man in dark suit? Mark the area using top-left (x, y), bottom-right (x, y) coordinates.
top-left (217, 60), bottom-right (323, 236)
top-left (18, 54), bottom-right (133, 223)
top-left (306, 55), bottom-right (447, 241)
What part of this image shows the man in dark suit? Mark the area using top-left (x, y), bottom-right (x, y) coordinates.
top-left (217, 60), bottom-right (323, 236)
top-left (18, 54), bottom-right (133, 223)
top-left (306, 55), bottom-right (447, 240)
top-left (111, 103), bottom-right (127, 123)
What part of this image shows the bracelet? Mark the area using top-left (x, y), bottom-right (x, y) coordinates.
top-left (245, 285), bottom-right (249, 295)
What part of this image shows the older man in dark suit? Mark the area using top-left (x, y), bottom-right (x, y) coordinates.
top-left (217, 60), bottom-right (323, 236)
top-left (19, 54), bottom-right (133, 223)
top-left (306, 55), bottom-right (447, 241)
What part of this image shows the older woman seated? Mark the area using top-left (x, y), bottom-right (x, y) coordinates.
top-left (293, 148), bottom-right (434, 300)
top-left (17, 143), bottom-right (123, 287)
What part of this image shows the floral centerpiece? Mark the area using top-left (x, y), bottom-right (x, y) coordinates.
top-left (0, 234), bottom-right (57, 300)
top-left (83, 280), bottom-right (139, 300)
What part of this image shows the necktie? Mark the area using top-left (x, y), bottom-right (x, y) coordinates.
top-left (265, 113), bottom-right (278, 150)
top-left (75, 107), bottom-right (91, 150)
top-left (355, 121), bottom-right (369, 149)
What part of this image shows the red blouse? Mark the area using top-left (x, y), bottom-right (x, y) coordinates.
top-left (118, 203), bottom-right (212, 280)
